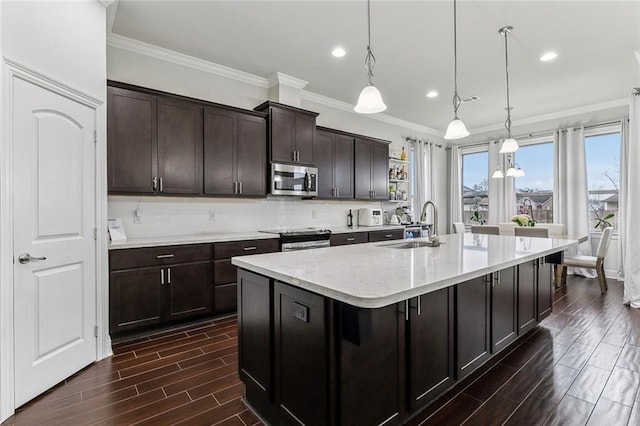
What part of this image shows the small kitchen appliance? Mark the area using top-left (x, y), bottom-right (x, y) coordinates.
top-left (358, 208), bottom-right (383, 227)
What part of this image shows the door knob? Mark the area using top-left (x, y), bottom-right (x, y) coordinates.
top-left (18, 253), bottom-right (46, 264)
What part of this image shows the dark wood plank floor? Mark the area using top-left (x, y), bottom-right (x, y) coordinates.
top-left (4, 276), bottom-right (640, 425)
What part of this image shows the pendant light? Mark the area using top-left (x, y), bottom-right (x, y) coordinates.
top-left (354, 0), bottom-right (387, 114)
top-left (444, 0), bottom-right (470, 140)
top-left (498, 26), bottom-right (518, 153)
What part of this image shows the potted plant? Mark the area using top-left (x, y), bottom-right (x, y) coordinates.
top-left (593, 211), bottom-right (614, 230)
top-left (511, 214), bottom-right (535, 227)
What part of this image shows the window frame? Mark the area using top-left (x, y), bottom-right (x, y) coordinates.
top-left (460, 145), bottom-right (489, 226)
top-left (512, 138), bottom-right (555, 224)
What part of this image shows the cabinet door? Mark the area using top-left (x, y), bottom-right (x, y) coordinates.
top-left (274, 282), bottom-right (327, 426)
top-left (166, 262), bottom-right (213, 321)
top-left (409, 288), bottom-right (454, 410)
top-left (236, 113), bottom-right (267, 196)
top-left (518, 261), bottom-right (538, 334)
top-left (340, 303), bottom-right (402, 426)
top-left (157, 97), bottom-right (203, 194)
top-left (295, 113), bottom-right (315, 164)
top-left (107, 86), bottom-right (157, 193)
top-left (334, 134), bottom-right (355, 199)
top-left (204, 106), bottom-right (236, 195)
top-left (313, 130), bottom-right (335, 198)
top-left (270, 107), bottom-right (295, 163)
top-left (354, 139), bottom-right (373, 199)
top-left (491, 268), bottom-right (518, 353)
top-left (109, 267), bottom-right (163, 334)
top-left (214, 284), bottom-right (237, 313)
top-left (456, 276), bottom-right (491, 378)
top-left (372, 141), bottom-right (389, 200)
top-left (537, 258), bottom-right (553, 321)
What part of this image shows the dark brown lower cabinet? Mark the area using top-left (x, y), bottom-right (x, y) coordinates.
top-left (409, 288), bottom-right (454, 410)
top-left (167, 261), bottom-right (213, 320)
top-left (340, 303), bottom-right (404, 426)
top-left (491, 267), bottom-right (518, 353)
top-left (518, 261), bottom-right (538, 335)
top-left (109, 267), bottom-right (164, 333)
top-left (329, 231), bottom-right (368, 246)
top-left (368, 229), bottom-right (404, 242)
top-left (274, 282), bottom-right (327, 426)
top-left (537, 258), bottom-right (553, 321)
top-left (456, 276), bottom-right (491, 378)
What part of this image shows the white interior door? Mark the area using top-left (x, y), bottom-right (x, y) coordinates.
top-left (12, 77), bottom-right (97, 407)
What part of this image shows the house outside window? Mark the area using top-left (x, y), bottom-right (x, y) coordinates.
top-left (585, 131), bottom-right (620, 231)
top-left (513, 142), bottom-right (554, 223)
top-left (462, 150), bottom-right (488, 226)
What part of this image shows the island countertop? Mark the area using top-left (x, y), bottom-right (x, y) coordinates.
top-left (232, 233), bottom-right (578, 308)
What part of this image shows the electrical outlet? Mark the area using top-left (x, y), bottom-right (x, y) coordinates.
top-left (311, 210), bottom-right (317, 219)
top-left (134, 209), bottom-right (143, 224)
top-left (209, 210), bottom-right (216, 222)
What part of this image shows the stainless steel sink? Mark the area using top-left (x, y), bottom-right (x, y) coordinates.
top-left (378, 241), bottom-right (445, 249)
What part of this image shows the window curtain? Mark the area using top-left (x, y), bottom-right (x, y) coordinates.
top-left (449, 146), bottom-right (462, 232)
top-left (488, 140), bottom-right (516, 224)
top-left (618, 118), bottom-right (628, 282)
top-left (622, 89), bottom-right (640, 308)
top-left (553, 127), bottom-right (595, 278)
top-left (412, 140), bottom-right (433, 226)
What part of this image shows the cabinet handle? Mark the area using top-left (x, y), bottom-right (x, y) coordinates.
top-left (346, 237), bottom-right (355, 241)
top-left (417, 295), bottom-right (421, 316)
top-left (336, 187), bottom-right (340, 197)
top-left (156, 254), bottom-right (174, 259)
top-left (243, 246), bottom-right (257, 251)
top-left (405, 300), bottom-right (409, 321)
top-left (152, 177), bottom-right (158, 192)
top-left (239, 182), bottom-right (243, 194)
top-left (292, 151), bottom-right (296, 162)
top-left (159, 177), bottom-right (163, 192)
top-left (332, 188), bottom-right (335, 197)
top-left (167, 267), bottom-right (171, 284)
top-left (161, 268), bottom-right (165, 285)
top-left (385, 234), bottom-right (393, 238)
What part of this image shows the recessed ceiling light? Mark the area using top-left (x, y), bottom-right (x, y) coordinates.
top-left (539, 51), bottom-right (557, 62)
top-left (426, 90), bottom-right (438, 98)
top-left (331, 47), bottom-right (346, 58)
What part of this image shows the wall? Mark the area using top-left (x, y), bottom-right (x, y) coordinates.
top-left (107, 42), bottom-right (450, 237)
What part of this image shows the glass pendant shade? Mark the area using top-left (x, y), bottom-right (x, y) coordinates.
top-left (499, 137), bottom-right (519, 153)
top-left (505, 166), bottom-right (517, 177)
top-left (444, 118), bottom-right (470, 140)
top-left (354, 84), bottom-right (387, 114)
top-left (513, 165), bottom-right (525, 177)
top-left (492, 168), bottom-right (504, 179)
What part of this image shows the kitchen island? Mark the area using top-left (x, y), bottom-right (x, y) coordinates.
top-left (232, 233), bottom-right (577, 425)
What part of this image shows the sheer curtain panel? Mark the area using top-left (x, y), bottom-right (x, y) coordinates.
top-left (449, 146), bottom-right (463, 232)
top-left (488, 140), bottom-right (516, 224)
top-left (413, 140), bottom-right (433, 226)
top-left (553, 127), bottom-right (595, 278)
top-left (623, 90), bottom-right (640, 308)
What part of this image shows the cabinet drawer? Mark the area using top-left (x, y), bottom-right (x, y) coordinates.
top-left (214, 259), bottom-right (237, 285)
top-left (214, 238), bottom-right (279, 260)
top-left (330, 232), bottom-right (368, 246)
top-left (215, 283), bottom-right (237, 312)
top-left (110, 244), bottom-right (212, 270)
top-left (368, 229), bottom-right (404, 242)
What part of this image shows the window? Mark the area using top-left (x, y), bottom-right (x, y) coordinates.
top-left (513, 142), bottom-right (554, 223)
top-left (585, 132), bottom-right (620, 231)
top-left (462, 151), bottom-right (488, 225)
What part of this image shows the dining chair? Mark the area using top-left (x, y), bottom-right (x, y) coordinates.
top-left (453, 222), bottom-right (466, 234)
top-left (557, 227), bottom-right (613, 293)
top-left (514, 227), bottom-right (549, 238)
top-left (470, 225), bottom-right (500, 235)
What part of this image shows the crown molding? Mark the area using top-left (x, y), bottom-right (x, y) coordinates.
top-left (107, 34), bottom-right (270, 88)
top-left (267, 72), bottom-right (308, 90)
top-left (106, 0), bottom-right (118, 33)
top-left (301, 91), bottom-right (444, 138)
top-left (470, 97), bottom-right (628, 135)
top-left (97, 0), bottom-right (115, 7)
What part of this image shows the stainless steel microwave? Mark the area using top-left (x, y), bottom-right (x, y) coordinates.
top-left (271, 163), bottom-right (318, 196)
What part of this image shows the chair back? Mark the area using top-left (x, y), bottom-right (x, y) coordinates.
top-left (470, 225), bottom-right (500, 235)
top-left (596, 227), bottom-right (613, 258)
top-left (514, 227), bottom-right (549, 238)
top-left (453, 222), bottom-right (465, 234)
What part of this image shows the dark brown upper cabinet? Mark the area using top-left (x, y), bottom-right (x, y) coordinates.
top-left (314, 127), bottom-right (354, 199)
top-left (107, 84), bottom-right (203, 195)
top-left (254, 101), bottom-right (319, 165)
top-left (354, 137), bottom-right (389, 200)
top-left (203, 106), bottom-right (267, 196)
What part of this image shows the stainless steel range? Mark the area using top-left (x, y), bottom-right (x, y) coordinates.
top-left (261, 228), bottom-right (332, 252)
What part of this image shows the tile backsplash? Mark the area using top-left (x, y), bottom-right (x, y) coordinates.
top-left (108, 196), bottom-right (387, 238)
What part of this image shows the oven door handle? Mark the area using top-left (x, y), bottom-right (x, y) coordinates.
top-left (304, 170), bottom-right (310, 193)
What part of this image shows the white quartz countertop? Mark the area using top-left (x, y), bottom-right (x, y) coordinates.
top-left (108, 232), bottom-right (278, 250)
top-left (330, 225), bottom-right (405, 234)
top-left (232, 233), bottom-right (578, 308)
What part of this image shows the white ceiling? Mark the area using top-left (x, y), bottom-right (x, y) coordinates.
top-left (110, 0), bottom-right (640, 140)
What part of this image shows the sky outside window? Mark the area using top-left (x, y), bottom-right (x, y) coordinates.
top-left (513, 143), bottom-right (553, 191)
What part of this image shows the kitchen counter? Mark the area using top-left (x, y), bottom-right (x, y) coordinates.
top-left (330, 224), bottom-right (405, 234)
top-left (232, 233), bottom-right (578, 308)
top-left (108, 231), bottom-right (278, 250)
